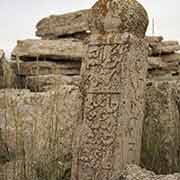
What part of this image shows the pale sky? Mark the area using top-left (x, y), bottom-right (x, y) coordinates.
top-left (0, 0), bottom-right (180, 56)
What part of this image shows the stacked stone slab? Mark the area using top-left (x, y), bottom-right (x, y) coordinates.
top-left (11, 39), bottom-right (83, 91)
top-left (36, 9), bottom-right (90, 40)
top-left (10, 9), bottom-right (92, 92)
top-left (146, 36), bottom-right (180, 80)
top-left (140, 36), bottom-right (180, 174)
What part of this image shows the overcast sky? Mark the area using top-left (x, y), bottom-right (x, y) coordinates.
top-left (0, 0), bottom-right (180, 56)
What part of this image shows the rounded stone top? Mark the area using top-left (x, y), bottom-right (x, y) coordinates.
top-left (89, 0), bottom-right (149, 38)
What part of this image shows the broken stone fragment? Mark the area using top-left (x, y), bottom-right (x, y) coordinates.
top-left (148, 57), bottom-right (179, 71)
top-left (25, 75), bottom-right (81, 92)
top-left (145, 36), bottom-right (164, 43)
top-left (150, 43), bottom-right (180, 55)
top-left (161, 41), bottom-right (179, 46)
top-left (11, 38), bottom-right (84, 61)
top-left (111, 164), bottom-right (180, 180)
top-left (160, 53), bottom-right (180, 63)
top-left (10, 60), bottom-right (81, 76)
top-left (36, 9), bottom-right (91, 39)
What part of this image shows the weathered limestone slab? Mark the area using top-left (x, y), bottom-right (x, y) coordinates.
top-left (11, 38), bottom-right (84, 61)
top-left (161, 53), bottom-right (180, 63)
top-left (10, 60), bottom-right (81, 76)
top-left (161, 41), bottom-right (179, 46)
top-left (148, 54), bottom-right (180, 64)
top-left (145, 36), bottom-right (163, 43)
top-left (111, 165), bottom-right (180, 180)
top-left (0, 79), bottom-right (82, 179)
top-left (36, 9), bottom-right (90, 39)
top-left (25, 75), bottom-right (81, 92)
top-left (71, 32), bottom-right (148, 180)
top-left (141, 80), bottom-right (180, 174)
top-left (150, 43), bottom-right (180, 55)
top-left (148, 57), bottom-right (179, 71)
top-left (147, 70), bottom-right (180, 81)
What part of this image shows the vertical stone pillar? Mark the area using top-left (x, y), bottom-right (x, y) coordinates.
top-left (71, 0), bottom-right (149, 180)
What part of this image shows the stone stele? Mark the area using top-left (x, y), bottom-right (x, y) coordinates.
top-left (71, 0), bottom-right (149, 179)
top-left (89, 0), bottom-right (149, 37)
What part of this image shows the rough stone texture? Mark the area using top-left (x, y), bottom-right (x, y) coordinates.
top-left (10, 60), bottom-right (81, 76)
top-left (11, 38), bottom-right (84, 61)
top-left (145, 36), bottom-right (163, 43)
top-left (71, 32), bottom-right (148, 180)
top-left (25, 75), bottom-right (81, 92)
top-left (0, 50), bottom-right (17, 89)
top-left (141, 80), bottom-right (180, 174)
top-left (154, 53), bottom-right (180, 63)
top-left (89, 0), bottom-right (149, 37)
top-left (148, 57), bottom-right (179, 71)
top-left (0, 129), bottom-right (10, 165)
top-left (150, 43), bottom-right (180, 55)
top-left (36, 9), bottom-right (90, 39)
top-left (0, 80), bottom-right (82, 180)
top-left (111, 164), bottom-right (180, 180)
top-left (147, 36), bottom-right (180, 81)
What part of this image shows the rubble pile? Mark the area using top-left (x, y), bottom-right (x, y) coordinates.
top-left (112, 165), bottom-right (180, 180)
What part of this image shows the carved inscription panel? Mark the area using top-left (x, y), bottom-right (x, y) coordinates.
top-left (71, 34), bottom-right (148, 180)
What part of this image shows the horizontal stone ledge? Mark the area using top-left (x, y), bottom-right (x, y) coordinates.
top-left (25, 75), bottom-right (81, 92)
top-left (11, 38), bottom-right (84, 61)
top-left (159, 53), bottom-right (180, 62)
top-left (145, 36), bottom-right (163, 43)
top-left (148, 68), bottom-right (179, 74)
top-left (36, 9), bottom-right (90, 39)
top-left (148, 53), bottom-right (180, 63)
top-left (10, 61), bottom-right (81, 76)
top-left (161, 40), bottom-right (179, 46)
top-left (150, 44), bottom-right (180, 55)
top-left (148, 57), bottom-right (180, 70)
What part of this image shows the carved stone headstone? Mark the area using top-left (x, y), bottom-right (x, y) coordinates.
top-left (71, 0), bottom-right (149, 179)
top-left (89, 0), bottom-right (148, 37)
